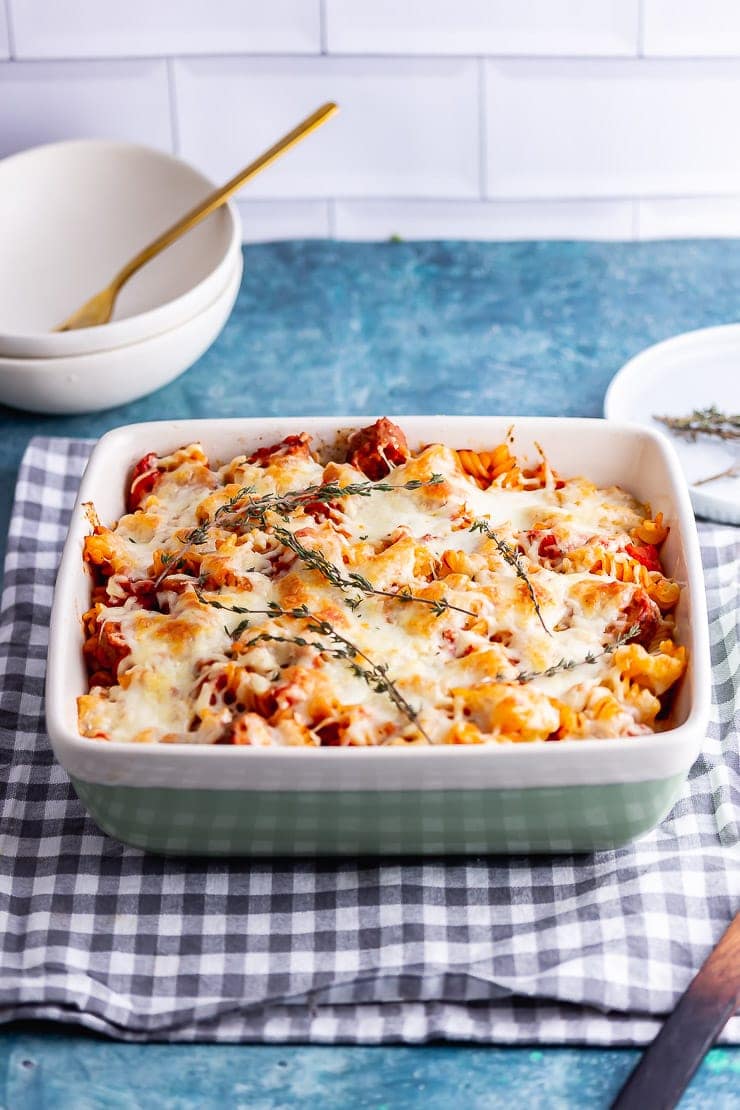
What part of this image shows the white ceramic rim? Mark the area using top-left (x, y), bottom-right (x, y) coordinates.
top-left (46, 417), bottom-right (712, 793)
top-left (0, 139), bottom-right (242, 358)
top-left (0, 250), bottom-right (243, 375)
top-left (604, 323), bottom-right (740, 525)
top-left (0, 253), bottom-right (242, 416)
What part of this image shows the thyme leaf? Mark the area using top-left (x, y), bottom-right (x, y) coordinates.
top-left (155, 474), bottom-right (444, 587)
top-left (199, 474), bottom-right (445, 534)
top-left (693, 462), bottom-right (740, 487)
top-left (272, 525), bottom-right (476, 619)
top-left (195, 592), bottom-right (429, 740)
top-left (655, 406), bottom-right (740, 442)
top-left (470, 518), bottom-right (551, 635)
top-left (509, 623), bottom-right (641, 684)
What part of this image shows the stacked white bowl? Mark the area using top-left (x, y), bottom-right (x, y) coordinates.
top-left (0, 140), bottom-right (242, 414)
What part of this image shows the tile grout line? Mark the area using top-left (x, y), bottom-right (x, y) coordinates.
top-left (8, 49), bottom-right (740, 64)
top-left (166, 57), bottom-right (180, 155)
top-left (637, 0), bottom-right (646, 57)
top-left (232, 196), bottom-right (740, 215)
top-left (632, 198), bottom-right (641, 240)
top-left (319, 0), bottom-right (328, 55)
top-left (255, 198), bottom-right (645, 241)
top-left (478, 58), bottom-right (488, 199)
top-left (10, 48), bottom-right (740, 66)
top-left (4, 0), bottom-right (15, 57)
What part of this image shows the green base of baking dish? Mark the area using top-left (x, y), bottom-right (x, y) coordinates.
top-left (71, 774), bottom-right (686, 856)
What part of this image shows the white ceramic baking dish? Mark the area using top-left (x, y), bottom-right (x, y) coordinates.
top-left (46, 417), bottom-right (711, 855)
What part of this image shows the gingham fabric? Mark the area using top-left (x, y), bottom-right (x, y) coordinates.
top-left (0, 436), bottom-right (737, 1045)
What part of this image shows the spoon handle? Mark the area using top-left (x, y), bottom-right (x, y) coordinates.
top-left (115, 101), bottom-right (338, 290)
top-left (611, 913), bottom-right (740, 1110)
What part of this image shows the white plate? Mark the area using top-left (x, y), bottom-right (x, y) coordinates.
top-left (605, 324), bottom-right (740, 525)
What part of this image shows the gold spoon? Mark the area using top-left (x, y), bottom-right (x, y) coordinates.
top-left (55, 101), bottom-right (338, 332)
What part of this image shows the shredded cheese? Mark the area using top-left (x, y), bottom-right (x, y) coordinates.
top-left (78, 423), bottom-right (686, 746)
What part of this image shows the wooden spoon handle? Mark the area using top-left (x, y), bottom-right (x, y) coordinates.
top-left (611, 913), bottom-right (740, 1110)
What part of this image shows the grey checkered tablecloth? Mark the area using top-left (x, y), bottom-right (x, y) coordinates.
top-left (0, 436), bottom-right (738, 1044)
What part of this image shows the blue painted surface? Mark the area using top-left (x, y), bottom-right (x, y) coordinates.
top-left (2, 240), bottom-right (739, 1105)
top-left (0, 1030), bottom-right (738, 1109)
top-left (3, 238), bottom-right (740, 563)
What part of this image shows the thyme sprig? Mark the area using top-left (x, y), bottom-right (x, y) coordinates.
top-left (153, 475), bottom-right (443, 588)
top-left (655, 406), bottom-right (740, 442)
top-left (470, 519), bottom-right (550, 635)
top-left (186, 484), bottom-right (258, 545)
top-left (151, 491), bottom-right (254, 586)
top-left (272, 525), bottom-right (476, 618)
top-left (693, 462), bottom-right (740, 487)
top-left (196, 593), bottom-right (428, 739)
top-left (507, 623), bottom-right (641, 684)
top-left (190, 474), bottom-right (444, 540)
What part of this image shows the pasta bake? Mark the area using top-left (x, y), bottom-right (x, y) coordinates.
top-left (78, 419), bottom-right (687, 747)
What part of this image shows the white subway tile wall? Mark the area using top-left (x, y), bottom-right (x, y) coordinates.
top-left (236, 200), bottom-right (331, 241)
top-left (0, 60), bottom-right (172, 159)
top-left (174, 57), bottom-right (480, 198)
top-left (334, 199), bottom-right (636, 241)
top-left (0, 4), bottom-right (8, 59)
top-left (10, 0), bottom-right (321, 58)
top-left (485, 60), bottom-right (740, 199)
top-left (325, 0), bottom-right (640, 57)
top-left (2, 1), bottom-right (740, 240)
top-left (637, 197), bottom-right (740, 239)
top-left (642, 0), bottom-right (740, 57)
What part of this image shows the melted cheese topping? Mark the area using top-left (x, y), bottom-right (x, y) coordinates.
top-left (78, 430), bottom-right (687, 747)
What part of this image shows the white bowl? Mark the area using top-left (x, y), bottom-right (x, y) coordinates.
top-left (605, 324), bottom-right (740, 525)
top-left (0, 252), bottom-right (242, 414)
top-left (0, 139), bottom-right (241, 358)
